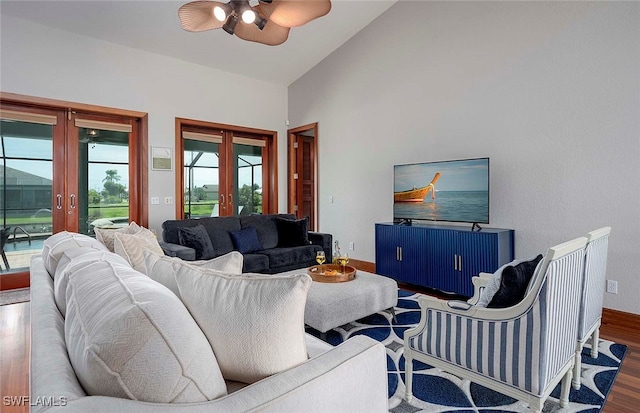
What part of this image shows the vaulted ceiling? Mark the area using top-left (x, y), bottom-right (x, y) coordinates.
top-left (1, 0), bottom-right (396, 85)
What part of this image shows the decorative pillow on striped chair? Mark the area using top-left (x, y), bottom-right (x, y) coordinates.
top-left (487, 254), bottom-right (543, 308)
top-left (476, 255), bottom-right (544, 308)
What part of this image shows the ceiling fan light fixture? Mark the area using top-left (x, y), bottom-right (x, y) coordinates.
top-left (241, 9), bottom-right (256, 24)
top-left (213, 5), bottom-right (230, 22)
top-left (222, 14), bottom-right (239, 35)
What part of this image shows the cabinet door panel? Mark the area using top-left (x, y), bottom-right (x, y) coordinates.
top-left (459, 232), bottom-right (498, 277)
top-left (401, 226), bottom-right (429, 285)
top-left (375, 224), bottom-right (402, 280)
top-left (426, 229), bottom-right (457, 293)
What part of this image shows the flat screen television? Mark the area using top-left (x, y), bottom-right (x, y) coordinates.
top-left (393, 157), bottom-right (489, 226)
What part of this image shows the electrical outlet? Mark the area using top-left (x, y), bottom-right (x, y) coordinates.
top-left (349, 242), bottom-right (354, 251)
top-left (150, 197), bottom-right (160, 205)
top-left (606, 280), bottom-right (618, 294)
top-left (164, 196), bottom-right (173, 205)
top-left (329, 196), bottom-right (334, 204)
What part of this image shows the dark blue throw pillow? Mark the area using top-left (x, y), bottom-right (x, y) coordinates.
top-left (178, 224), bottom-right (216, 260)
top-left (275, 217), bottom-right (309, 247)
top-left (488, 254), bottom-right (543, 308)
top-left (229, 226), bottom-right (263, 254)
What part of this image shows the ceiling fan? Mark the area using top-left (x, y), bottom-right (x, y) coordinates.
top-left (79, 129), bottom-right (102, 145)
top-left (178, 0), bottom-right (332, 46)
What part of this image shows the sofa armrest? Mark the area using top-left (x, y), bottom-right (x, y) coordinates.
top-left (158, 241), bottom-right (196, 261)
top-left (47, 336), bottom-right (388, 413)
top-left (309, 231), bottom-right (332, 259)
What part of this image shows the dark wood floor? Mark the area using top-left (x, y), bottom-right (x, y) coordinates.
top-left (1, 300), bottom-right (638, 412)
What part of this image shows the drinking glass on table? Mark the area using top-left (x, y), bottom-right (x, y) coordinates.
top-left (316, 251), bottom-right (326, 273)
top-left (339, 253), bottom-right (349, 273)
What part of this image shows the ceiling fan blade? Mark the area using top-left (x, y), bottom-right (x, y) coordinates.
top-left (178, 1), bottom-right (225, 32)
top-left (235, 21), bottom-right (290, 46)
top-left (259, 0), bottom-right (331, 28)
top-left (235, 8), bottom-right (290, 46)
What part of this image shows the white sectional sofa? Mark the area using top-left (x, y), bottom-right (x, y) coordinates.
top-left (30, 230), bottom-right (388, 412)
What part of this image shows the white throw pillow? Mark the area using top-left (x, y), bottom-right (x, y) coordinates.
top-left (94, 221), bottom-right (142, 252)
top-left (54, 247), bottom-right (129, 317)
top-left (41, 231), bottom-right (109, 277)
top-left (65, 259), bottom-right (227, 403)
top-left (113, 231), bottom-right (164, 274)
top-left (144, 251), bottom-right (244, 298)
top-left (156, 257), bottom-right (311, 384)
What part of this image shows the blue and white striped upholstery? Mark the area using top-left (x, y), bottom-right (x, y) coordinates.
top-left (404, 237), bottom-right (588, 413)
top-left (573, 227), bottom-right (611, 389)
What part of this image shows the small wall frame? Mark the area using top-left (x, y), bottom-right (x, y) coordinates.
top-left (151, 146), bottom-right (172, 171)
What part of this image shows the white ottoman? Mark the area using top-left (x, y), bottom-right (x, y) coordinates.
top-left (277, 268), bottom-right (398, 334)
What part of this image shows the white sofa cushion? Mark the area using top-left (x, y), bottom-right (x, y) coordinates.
top-left (113, 231), bottom-right (164, 274)
top-left (54, 247), bottom-right (129, 317)
top-left (41, 231), bottom-right (109, 276)
top-left (64, 259), bottom-right (227, 403)
top-left (148, 255), bottom-right (311, 384)
top-left (144, 251), bottom-right (244, 298)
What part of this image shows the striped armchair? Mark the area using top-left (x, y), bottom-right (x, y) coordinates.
top-left (573, 227), bottom-right (611, 389)
top-left (403, 237), bottom-right (588, 412)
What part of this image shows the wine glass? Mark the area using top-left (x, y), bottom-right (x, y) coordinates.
top-left (339, 253), bottom-right (349, 273)
top-left (316, 251), bottom-right (326, 273)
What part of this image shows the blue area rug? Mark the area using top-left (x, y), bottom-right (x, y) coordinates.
top-left (306, 290), bottom-right (627, 412)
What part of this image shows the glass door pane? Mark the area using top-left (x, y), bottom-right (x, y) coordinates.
top-left (184, 138), bottom-right (222, 218)
top-left (234, 143), bottom-right (263, 215)
top-left (0, 120), bottom-right (53, 272)
top-left (78, 127), bottom-right (130, 235)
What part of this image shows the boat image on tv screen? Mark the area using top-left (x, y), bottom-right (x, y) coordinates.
top-left (394, 158), bottom-right (489, 224)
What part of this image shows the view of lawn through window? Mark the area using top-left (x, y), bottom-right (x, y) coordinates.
top-left (78, 127), bottom-right (130, 235)
top-left (183, 138), bottom-right (263, 218)
top-left (0, 120), bottom-right (130, 271)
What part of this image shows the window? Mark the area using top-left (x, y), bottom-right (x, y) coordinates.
top-left (176, 119), bottom-right (277, 218)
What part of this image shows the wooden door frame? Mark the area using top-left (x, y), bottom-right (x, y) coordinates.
top-left (287, 122), bottom-right (318, 231)
top-left (0, 92), bottom-right (148, 290)
top-left (175, 118), bottom-right (278, 219)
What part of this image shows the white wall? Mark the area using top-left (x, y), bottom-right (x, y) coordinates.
top-left (289, 1), bottom-right (640, 314)
top-left (0, 15), bottom-right (289, 231)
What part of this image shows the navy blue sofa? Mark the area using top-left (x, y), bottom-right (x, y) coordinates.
top-left (160, 214), bottom-right (332, 274)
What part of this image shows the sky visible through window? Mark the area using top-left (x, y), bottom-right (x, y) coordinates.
top-left (3, 136), bottom-right (129, 191)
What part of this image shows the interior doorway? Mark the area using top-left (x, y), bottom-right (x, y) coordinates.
top-left (287, 123), bottom-right (318, 231)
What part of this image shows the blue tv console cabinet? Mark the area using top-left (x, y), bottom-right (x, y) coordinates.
top-left (375, 223), bottom-right (514, 297)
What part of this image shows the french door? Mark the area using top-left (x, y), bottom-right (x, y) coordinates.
top-left (0, 95), bottom-right (146, 286)
top-left (177, 118), bottom-right (276, 219)
top-left (68, 113), bottom-right (139, 235)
